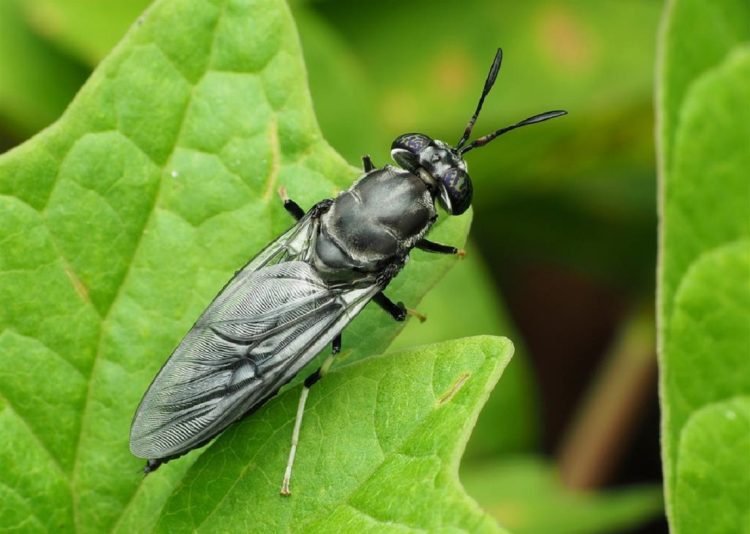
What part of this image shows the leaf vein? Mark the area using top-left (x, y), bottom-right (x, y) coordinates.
top-left (0, 391), bottom-right (70, 480)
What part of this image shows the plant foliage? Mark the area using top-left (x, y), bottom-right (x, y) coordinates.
top-left (657, 0), bottom-right (750, 531)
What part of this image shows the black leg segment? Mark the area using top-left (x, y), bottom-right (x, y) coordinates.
top-left (372, 292), bottom-right (407, 322)
top-left (283, 198), bottom-right (305, 222)
top-left (362, 155), bottom-right (376, 172)
top-left (278, 186), bottom-right (306, 221)
top-left (303, 334), bottom-right (342, 388)
top-left (416, 239), bottom-right (459, 255)
top-left (303, 367), bottom-right (322, 388)
top-left (143, 458), bottom-right (164, 475)
top-left (279, 187), bottom-right (334, 222)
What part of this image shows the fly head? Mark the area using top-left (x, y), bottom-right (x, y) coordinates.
top-left (390, 48), bottom-right (567, 217)
top-left (391, 134), bottom-right (473, 215)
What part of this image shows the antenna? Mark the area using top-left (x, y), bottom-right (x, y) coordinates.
top-left (455, 48), bottom-right (504, 150)
top-left (459, 110), bottom-right (567, 154)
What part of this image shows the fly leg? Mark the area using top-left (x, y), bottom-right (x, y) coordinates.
top-left (278, 186), bottom-right (305, 221)
top-left (416, 238), bottom-right (465, 257)
top-left (374, 240), bottom-right (462, 325)
top-left (362, 155), bottom-right (376, 172)
top-left (279, 187), bottom-right (334, 222)
top-left (372, 292), bottom-right (427, 323)
top-left (280, 334), bottom-right (342, 496)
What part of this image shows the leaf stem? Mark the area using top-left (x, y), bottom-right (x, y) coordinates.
top-left (556, 305), bottom-right (656, 489)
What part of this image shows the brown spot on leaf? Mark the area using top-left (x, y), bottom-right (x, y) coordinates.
top-left (438, 372), bottom-right (470, 405)
top-left (262, 116), bottom-right (280, 202)
top-left (65, 266), bottom-right (89, 304)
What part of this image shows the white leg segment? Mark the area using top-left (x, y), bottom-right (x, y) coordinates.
top-left (280, 386), bottom-right (309, 496)
top-left (279, 353), bottom-right (336, 496)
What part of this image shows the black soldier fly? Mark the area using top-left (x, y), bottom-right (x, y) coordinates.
top-left (129, 48), bottom-right (566, 495)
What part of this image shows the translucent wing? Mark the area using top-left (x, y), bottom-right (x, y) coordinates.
top-left (230, 207), bottom-right (320, 273)
top-left (130, 216), bottom-right (380, 461)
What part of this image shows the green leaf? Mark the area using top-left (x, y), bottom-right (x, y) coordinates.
top-left (309, 0), bottom-right (660, 142)
top-left (155, 336), bottom-right (513, 532)
top-left (461, 457), bottom-right (663, 534)
top-left (673, 397), bottom-right (750, 534)
top-left (391, 244), bottom-right (539, 457)
top-left (19, 0), bottom-right (151, 65)
top-left (663, 241), bottom-right (750, 463)
top-left (0, 0), bottom-right (470, 531)
top-left (292, 6), bottom-right (384, 166)
top-left (657, 0), bottom-right (750, 530)
top-left (305, 0), bottom-right (660, 194)
top-left (660, 45), bottom-right (750, 322)
top-left (658, 0), bottom-right (750, 171)
top-left (0, 0), bottom-right (88, 138)
top-left (301, 0), bottom-right (660, 293)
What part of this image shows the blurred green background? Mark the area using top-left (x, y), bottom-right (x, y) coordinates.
top-left (0, 0), bottom-right (665, 532)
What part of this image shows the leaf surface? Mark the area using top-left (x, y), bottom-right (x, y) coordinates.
top-left (462, 457), bottom-right (663, 534)
top-left (658, 0), bottom-right (750, 171)
top-left (0, 0), bottom-right (470, 531)
top-left (657, 1), bottom-right (750, 530)
top-left (393, 244), bottom-right (538, 457)
top-left (673, 397), bottom-right (750, 534)
top-left (156, 336), bottom-right (512, 533)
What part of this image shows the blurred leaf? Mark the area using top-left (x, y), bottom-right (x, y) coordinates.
top-left (310, 0), bottom-right (659, 138)
top-left (156, 337), bottom-right (513, 533)
top-left (0, 0), bottom-right (88, 138)
top-left (293, 6), bottom-right (384, 165)
top-left (475, 169), bottom-right (657, 293)
top-left (301, 0), bottom-right (659, 294)
top-left (307, 0), bottom-right (660, 186)
top-left (461, 457), bottom-right (663, 534)
top-left (19, 0), bottom-right (151, 65)
top-left (658, 0), bottom-right (750, 529)
top-left (392, 244), bottom-right (539, 456)
top-left (0, 0), bottom-right (470, 531)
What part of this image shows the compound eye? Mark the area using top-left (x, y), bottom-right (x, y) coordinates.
top-left (391, 133), bottom-right (431, 154)
top-left (391, 133), bottom-right (432, 171)
top-left (439, 167), bottom-right (473, 215)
